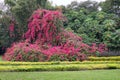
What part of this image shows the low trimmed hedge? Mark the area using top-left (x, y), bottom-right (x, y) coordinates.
top-left (0, 61), bottom-right (120, 65)
top-left (89, 56), bottom-right (120, 61)
top-left (0, 56), bottom-right (120, 71)
top-left (0, 64), bottom-right (120, 71)
top-left (0, 61), bottom-right (119, 71)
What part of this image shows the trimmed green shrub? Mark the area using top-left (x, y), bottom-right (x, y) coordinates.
top-left (89, 56), bottom-right (120, 61)
top-left (0, 64), bottom-right (119, 71)
top-left (0, 61), bottom-right (120, 65)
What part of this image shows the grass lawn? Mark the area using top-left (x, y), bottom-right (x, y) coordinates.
top-left (0, 70), bottom-right (120, 80)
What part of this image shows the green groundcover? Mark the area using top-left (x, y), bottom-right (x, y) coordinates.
top-left (0, 70), bottom-right (120, 80)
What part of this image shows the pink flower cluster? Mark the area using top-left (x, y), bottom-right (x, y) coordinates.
top-left (24, 9), bottom-right (65, 45)
top-left (2, 42), bottom-right (42, 61)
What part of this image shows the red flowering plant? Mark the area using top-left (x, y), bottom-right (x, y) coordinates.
top-left (24, 9), bottom-right (65, 45)
top-left (2, 42), bottom-right (48, 62)
top-left (3, 9), bottom-right (107, 62)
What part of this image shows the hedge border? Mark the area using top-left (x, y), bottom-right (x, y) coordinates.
top-left (89, 56), bottom-right (120, 61)
top-left (0, 61), bottom-right (120, 65)
top-left (0, 64), bottom-right (119, 71)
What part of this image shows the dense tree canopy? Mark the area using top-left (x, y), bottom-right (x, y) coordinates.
top-left (63, 1), bottom-right (120, 49)
top-left (67, 0), bottom-right (99, 12)
top-left (4, 0), bottom-right (47, 27)
top-left (100, 0), bottom-right (120, 17)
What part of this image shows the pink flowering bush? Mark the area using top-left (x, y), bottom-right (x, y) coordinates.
top-left (3, 9), bottom-right (107, 62)
top-left (2, 42), bottom-right (48, 61)
top-left (24, 9), bottom-right (65, 45)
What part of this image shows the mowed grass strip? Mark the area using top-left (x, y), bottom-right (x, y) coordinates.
top-left (0, 70), bottom-right (120, 80)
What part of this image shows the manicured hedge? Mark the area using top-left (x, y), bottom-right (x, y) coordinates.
top-left (0, 61), bottom-right (119, 71)
top-left (0, 61), bottom-right (120, 65)
top-left (0, 64), bottom-right (119, 71)
top-left (89, 56), bottom-right (120, 61)
top-left (0, 56), bottom-right (120, 71)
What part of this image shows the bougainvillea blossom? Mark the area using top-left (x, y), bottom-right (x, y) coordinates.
top-left (3, 9), bottom-right (107, 62)
top-left (24, 9), bottom-right (65, 45)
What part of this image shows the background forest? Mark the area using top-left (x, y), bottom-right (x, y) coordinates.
top-left (0, 0), bottom-right (120, 57)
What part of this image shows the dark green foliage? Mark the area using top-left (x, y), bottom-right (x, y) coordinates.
top-left (100, 0), bottom-right (120, 17)
top-left (64, 7), bottom-right (120, 48)
top-left (67, 0), bottom-right (99, 12)
top-left (0, 15), bottom-right (11, 47)
top-left (4, 0), bottom-right (48, 31)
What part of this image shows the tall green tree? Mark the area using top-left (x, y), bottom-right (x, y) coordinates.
top-left (67, 0), bottom-right (99, 12)
top-left (64, 8), bottom-right (120, 48)
top-left (0, 0), bottom-right (49, 48)
top-left (100, 0), bottom-right (120, 16)
top-left (4, 0), bottom-right (47, 27)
